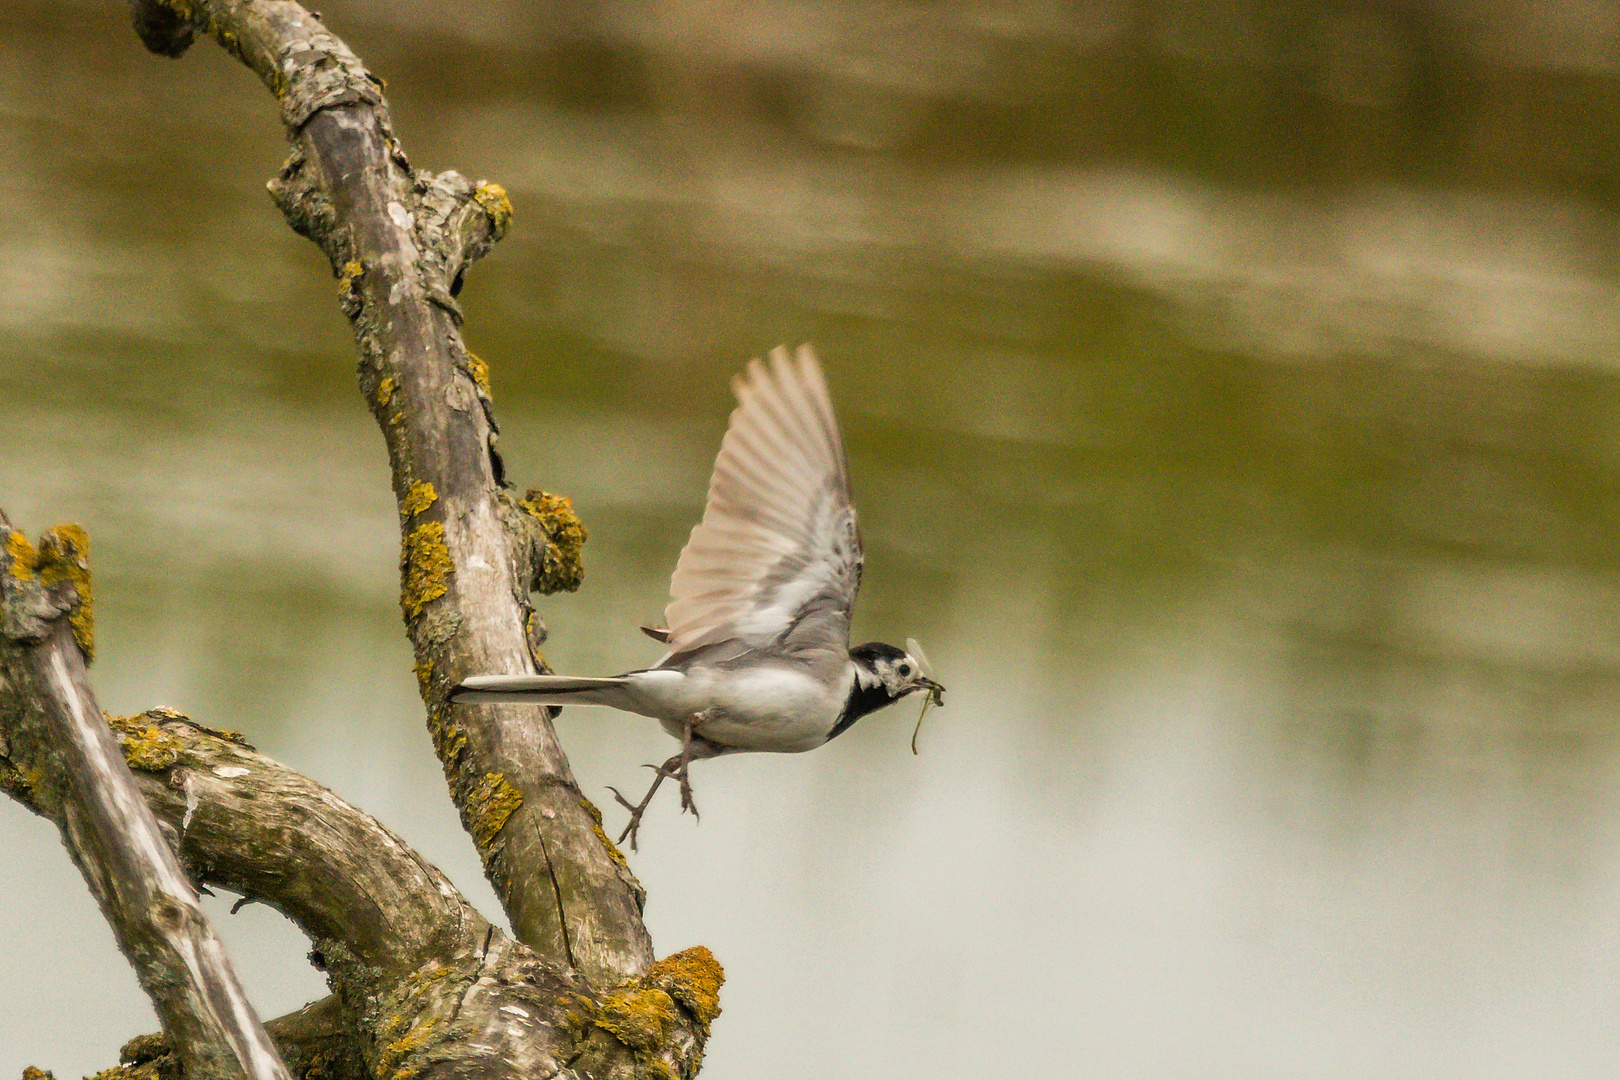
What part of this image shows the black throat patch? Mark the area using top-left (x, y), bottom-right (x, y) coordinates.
top-left (827, 670), bottom-right (899, 741)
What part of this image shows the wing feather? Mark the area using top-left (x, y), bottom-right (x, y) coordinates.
top-left (663, 345), bottom-right (862, 662)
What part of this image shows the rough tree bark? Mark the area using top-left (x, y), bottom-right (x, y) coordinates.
top-left (1, 1), bottom-right (721, 1076)
top-left (0, 519), bottom-right (289, 1080)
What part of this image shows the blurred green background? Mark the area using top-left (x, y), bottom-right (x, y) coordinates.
top-left (6, 1), bottom-right (1620, 1076)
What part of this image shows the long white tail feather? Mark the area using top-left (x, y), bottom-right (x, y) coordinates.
top-left (451, 674), bottom-right (638, 709)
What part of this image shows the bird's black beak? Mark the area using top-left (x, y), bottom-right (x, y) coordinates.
top-left (916, 677), bottom-right (945, 707)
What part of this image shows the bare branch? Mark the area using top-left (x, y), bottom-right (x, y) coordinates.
top-left (0, 516), bottom-right (289, 1080)
top-left (81, 1002), bottom-right (368, 1080)
top-left (123, 0), bottom-right (654, 985)
top-left (125, 710), bottom-right (490, 975)
top-left (5, 644), bottom-right (719, 1079)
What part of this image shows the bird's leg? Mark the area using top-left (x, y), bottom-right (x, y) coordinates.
top-left (608, 757), bottom-right (679, 852)
top-left (675, 718), bottom-right (699, 819)
top-left (606, 713), bottom-right (709, 850)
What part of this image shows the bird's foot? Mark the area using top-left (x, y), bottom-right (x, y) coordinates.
top-left (607, 719), bottom-right (706, 851)
top-left (608, 753), bottom-right (692, 852)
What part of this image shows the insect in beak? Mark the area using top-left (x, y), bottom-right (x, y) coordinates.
top-left (905, 638), bottom-right (946, 754)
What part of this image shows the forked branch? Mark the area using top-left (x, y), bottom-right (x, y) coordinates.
top-left (126, 0), bottom-right (651, 984)
top-left (3, 2), bottom-right (724, 1073)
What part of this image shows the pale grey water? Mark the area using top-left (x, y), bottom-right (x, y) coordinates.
top-left (7, 2), bottom-right (1620, 1077)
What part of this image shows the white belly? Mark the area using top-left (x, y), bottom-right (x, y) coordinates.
top-left (631, 663), bottom-right (852, 753)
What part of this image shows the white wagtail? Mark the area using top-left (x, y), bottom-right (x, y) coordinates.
top-left (451, 344), bottom-right (945, 848)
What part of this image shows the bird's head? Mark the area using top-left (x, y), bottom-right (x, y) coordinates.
top-left (850, 641), bottom-right (946, 704)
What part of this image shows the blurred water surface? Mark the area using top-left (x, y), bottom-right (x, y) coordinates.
top-left (6, 2), bottom-right (1620, 1077)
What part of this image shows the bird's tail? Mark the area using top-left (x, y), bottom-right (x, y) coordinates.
top-left (450, 674), bottom-right (638, 709)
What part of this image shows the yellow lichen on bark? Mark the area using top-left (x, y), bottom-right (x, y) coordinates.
top-left (401, 481), bottom-right (437, 518)
top-left (580, 796), bottom-right (630, 871)
top-left (588, 945), bottom-right (723, 1075)
top-left (5, 530), bottom-right (36, 580)
top-left (377, 1017), bottom-right (439, 1080)
top-left (518, 490), bottom-right (587, 594)
top-left (465, 351), bottom-right (491, 395)
top-left (645, 946), bottom-right (723, 1030)
top-left (473, 183), bottom-right (513, 235)
top-left (465, 771), bottom-right (523, 850)
top-left (5, 524), bottom-right (95, 661)
top-left (104, 712), bottom-right (181, 772)
top-left (337, 258), bottom-right (364, 299)
top-left (400, 521), bottom-right (451, 620)
top-left (426, 704), bottom-right (467, 763)
top-left (35, 524), bottom-right (94, 662)
top-left (0, 760), bottom-right (44, 805)
top-left (593, 987), bottom-right (679, 1054)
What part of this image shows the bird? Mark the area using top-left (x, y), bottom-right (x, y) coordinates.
top-left (450, 344), bottom-right (945, 849)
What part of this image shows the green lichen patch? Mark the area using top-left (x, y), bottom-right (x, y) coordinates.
top-left (518, 490), bottom-right (587, 594)
top-left (465, 771), bottom-right (523, 850)
top-left (400, 521), bottom-right (452, 620)
top-left (401, 481), bottom-right (437, 519)
top-left (118, 1034), bottom-right (169, 1066)
top-left (144, 706), bottom-right (249, 746)
top-left (376, 374), bottom-right (396, 407)
top-left (84, 1031), bottom-right (176, 1080)
top-left (35, 524), bottom-right (94, 662)
top-left (580, 796), bottom-right (629, 871)
top-left (473, 183), bottom-right (513, 236)
top-left (104, 712), bottom-right (181, 772)
top-left (525, 610), bottom-right (548, 661)
top-left (406, 964), bottom-right (454, 990)
top-left (23, 1067), bottom-right (57, 1080)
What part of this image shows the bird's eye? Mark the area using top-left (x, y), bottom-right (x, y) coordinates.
top-left (898, 664), bottom-right (912, 676)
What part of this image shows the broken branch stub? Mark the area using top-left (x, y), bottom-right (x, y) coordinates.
top-left (0, 515), bottom-right (290, 1080)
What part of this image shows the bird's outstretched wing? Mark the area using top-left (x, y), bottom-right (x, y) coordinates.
top-left (662, 344), bottom-right (862, 664)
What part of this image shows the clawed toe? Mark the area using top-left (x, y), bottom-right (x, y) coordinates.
top-left (609, 738), bottom-right (702, 850)
top-left (676, 769), bottom-right (698, 818)
top-left (608, 770), bottom-right (666, 851)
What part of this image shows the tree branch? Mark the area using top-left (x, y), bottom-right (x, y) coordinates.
top-left (126, 0), bottom-right (652, 986)
top-left (5, 635), bottom-right (718, 1080)
top-left (0, 516), bottom-right (289, 1080)
top-left (2, 5), bottom-right (729, 1073)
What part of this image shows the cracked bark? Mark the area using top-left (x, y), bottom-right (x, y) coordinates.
top-left (0, 514), bottom-right (289, 1080)
top-left (124, 0), bottom-right (650, 982)
top-left (1, 576), bottom-right (718, 1080)
top-left (3, 0), bottom-right (723, 1075)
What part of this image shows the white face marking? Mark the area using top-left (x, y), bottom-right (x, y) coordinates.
top-left (866, 652), bottom-right (927, 697)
